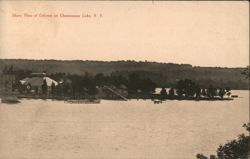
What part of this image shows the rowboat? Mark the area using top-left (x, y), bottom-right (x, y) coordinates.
top-left (0, 95), bottom-right (20, 104)
top-left (65, 99), bottom-right (101, 104)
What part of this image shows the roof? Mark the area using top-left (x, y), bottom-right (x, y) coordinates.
top-left (20, 77), bottom-right (58, 87)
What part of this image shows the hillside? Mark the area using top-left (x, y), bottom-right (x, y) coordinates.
top-left (0, 59), bottom-right (248, 89)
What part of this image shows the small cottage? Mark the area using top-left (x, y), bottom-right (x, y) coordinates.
top-left (20, 76), bottom-right (58, 94)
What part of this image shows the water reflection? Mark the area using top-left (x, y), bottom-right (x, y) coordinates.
top-left (0, 90), bottom-right (249, 159)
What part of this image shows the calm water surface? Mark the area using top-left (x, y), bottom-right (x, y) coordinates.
top-left (0, 90), bottom-right (249, 159)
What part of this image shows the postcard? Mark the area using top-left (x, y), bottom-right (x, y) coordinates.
top-left (0, 1), bottom-right (249, 159)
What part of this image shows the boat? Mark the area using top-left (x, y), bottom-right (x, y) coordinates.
top-left (65, 99), bottom-right (101, 104)
top-left (153, 99), bottom-right (162, 104)
top-left (0, 95), bottom-right (20, 104)
top-left (231, 95), bottom-right (238, 98)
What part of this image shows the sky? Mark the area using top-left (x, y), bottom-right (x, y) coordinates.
top-left (0, 1), bottom-right (249, 67)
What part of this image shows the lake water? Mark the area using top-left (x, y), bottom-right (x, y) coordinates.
top-left (0, 90), bottom-right (249, 159)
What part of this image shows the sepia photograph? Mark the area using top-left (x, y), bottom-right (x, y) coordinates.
top-left (0, 1), bottom-right (249, 159)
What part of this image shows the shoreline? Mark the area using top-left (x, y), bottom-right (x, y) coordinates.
top-left (11, 94), bottom-right (234, 101)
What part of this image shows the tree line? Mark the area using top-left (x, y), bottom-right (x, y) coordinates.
top-left (49, 72), bottom-right (157, 96)
top-left (1, 59), bottom-right (248, 90)
top-left (2, 65), bottom-right (234, 99)
top-left (159, 79), bottom-right (231, 99)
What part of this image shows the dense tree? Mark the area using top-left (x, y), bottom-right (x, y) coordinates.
top-left (41, 79), bottom-right (48, 95)
top-left (56, 83), bottom-right (63, 96)
top-left (168, 88), bottom-right (175, 96)
top-left (160, 87), bottom-right (167, 95)
top-left (241, 66), bottom-right (250, 79)
top-left (175, 79), bottom-right (232, 99)
top-left (95, 73), bottom-right (105, 86)
top-left (70, 74), bottom-right (84, 97)
top-left (195, 86), bottom-right (201, 99)
top-left (196, 123), bottom-right (250, 159)
top-left (176, 79), bottom-right (197, 97)
top-left (217, 134), bottom-right (249, 159)
top-left (51, 82), bottom-right (56, 95)
top-left (207, 85), bottom-right (217, 99)
top-left (111, 75), bottom-right (128, 88)
top-left (128, 73), bottom-right (141, 92)
top-left (82, 75), bottom-right (97, 95)
top-left (140, 78), bottom-right (156, 93)
top-left (127, 73), bottom-right (156, 94)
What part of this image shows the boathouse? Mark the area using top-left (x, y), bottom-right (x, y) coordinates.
top-left (19, 73), bottom-right (58, 94)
